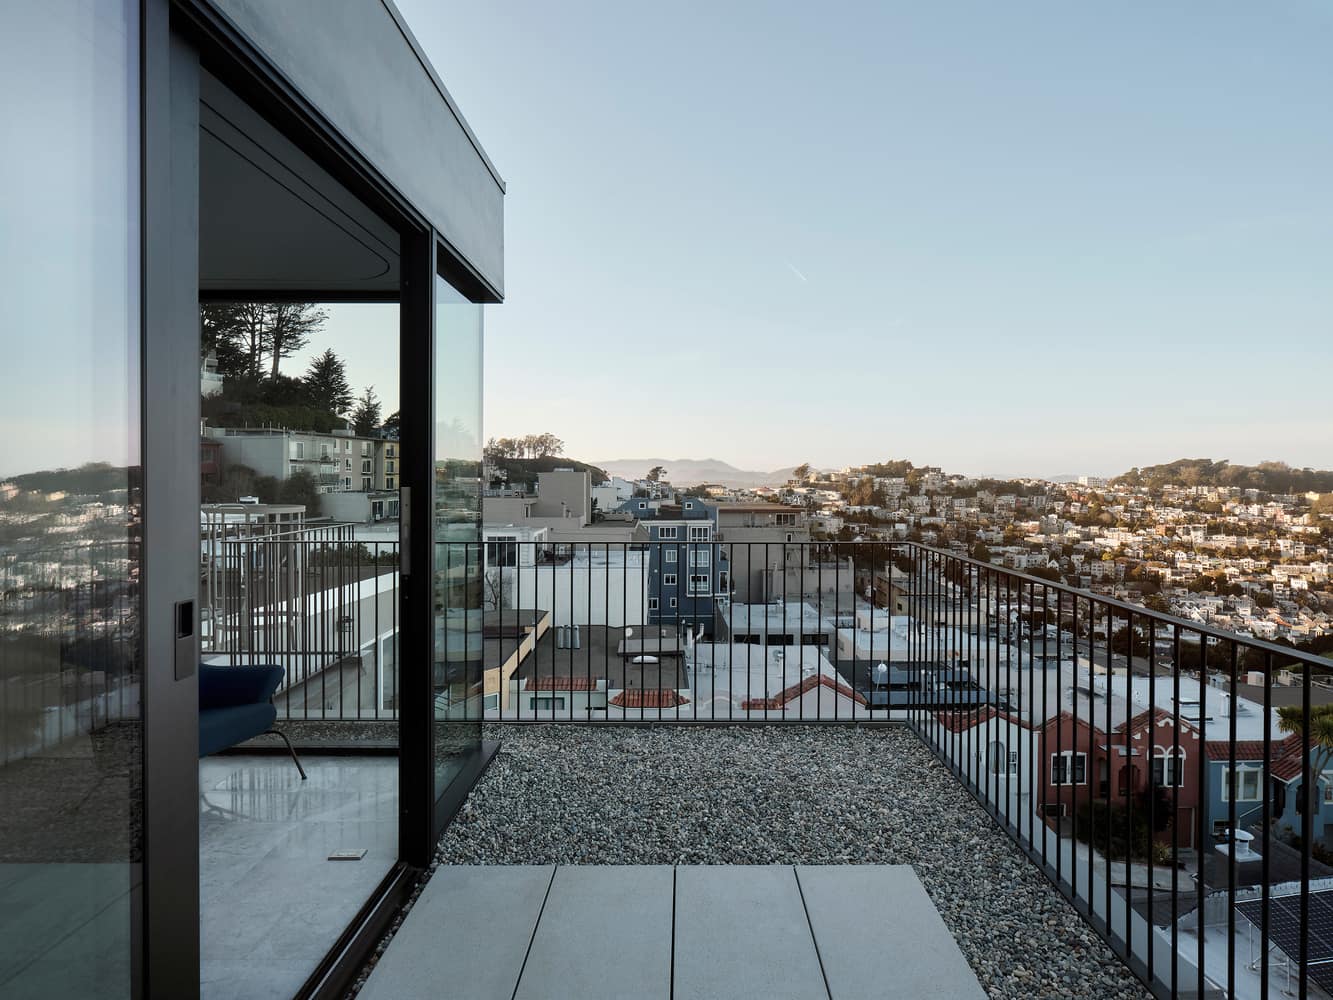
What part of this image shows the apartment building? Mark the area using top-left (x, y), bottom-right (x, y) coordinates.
top-left (208, 426), bottom-right (385, 493)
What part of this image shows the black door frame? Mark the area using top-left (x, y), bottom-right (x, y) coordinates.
top-left (141, 2), bottom-right (202, 996)
top-left (141, 2), bottom-right (499, 996)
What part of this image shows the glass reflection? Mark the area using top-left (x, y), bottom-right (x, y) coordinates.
top-left (433, 275), bottom-right (483, 795)
top-left (0, 2), bottom-right (141, 996)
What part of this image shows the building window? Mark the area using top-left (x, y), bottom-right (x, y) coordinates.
top-left (658, 526), bottom-right (678, 540)
top-left (533, 696), bottom-right (566, 711)
top-left (685, 501), bottom-right (693, 509)
top-left (648, 597), bottom-right (659, 611)
top-left (776, 513), bottom-right (796, 526)
top-left (1009, 751), bottom-right (1020, 776)
top-left (483, 693), bottom-right (499, 711)
top-left (362, 441), bottom-right (370, 455)
top-left (1222, 767), bottom-right (1262, 802)
top-left (344, 439), bottom-right (351, 452)
top-left (663, 574), bottom-right (677, 587)
top-left (1050, 752), bottom-right (1087, 785)
top-left (669, 597), bottom-right (678, 608)
top-left (664, 548), bottom-right (677, 563)
top-left (1151, 747), bottom-right (1186, 787)
top-left (295, 442), bottom-right (305, 459)
top-left (344, 458), bottom-right (352, 471)
top-left (342, 477), bottom-right (352, 490)
top-left (688, 574), bottom-right (710, 595)
top-left (387, 460), bottom-right (396, 474)
top-left (638, 502), bottom-right (647, 509)
top-left (718, 572), bottom-right (729, 593)
top-left (386, 477), bottom-right (396, 490)
top-left (689, 548), bottom-right (710, 568)
top-left (362, 459), bottom-right (372, 474)
top-left (1323, 771), bottom-right (1333, 805)
top-left (487, 536), bottom-right (518, 566)
top-left (688, 525), bottom-right (710, 542)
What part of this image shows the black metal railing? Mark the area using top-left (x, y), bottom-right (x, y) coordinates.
top-left (190, 527), bottom-right (1333, 998)
top-left (476, 538), bottom-right (1333, 1000)
top-left (474, 539), bottom-right (904, 723)
top-left (200, 522), bottom-right (398, 721)
top-left (0, 540), bottom-right (140, 764)
top-left (900, 543), bottom-right (1333, 1000)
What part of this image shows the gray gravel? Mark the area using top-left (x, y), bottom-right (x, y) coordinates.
top-left (354, 724), bottom-right (1149, 1000)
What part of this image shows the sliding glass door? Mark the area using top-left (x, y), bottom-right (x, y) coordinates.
top-left (432, 274), bottom-right (484, 797)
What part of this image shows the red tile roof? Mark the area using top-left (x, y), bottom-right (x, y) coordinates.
top-left (609, 689), bottom-right (689, 709)
top-left (524, 675), bottom-right (600, 691)
top-left (935, 707), bottom-right (1034, 734)
top-left (1204, 732), bottom-right (1314, 782)
top-left (1204, 739), bottom-right (1277, 762)
top-left (740, 673), bottom-right (868, 710)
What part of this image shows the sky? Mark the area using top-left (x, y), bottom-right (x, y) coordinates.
top-left (386, 0), bottom-right (1333, 479)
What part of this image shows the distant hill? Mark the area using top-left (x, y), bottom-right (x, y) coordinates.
top-left (595, 458), bottom-right (798, 488)
top-left (1115, 459), bottom-right (1333, 494)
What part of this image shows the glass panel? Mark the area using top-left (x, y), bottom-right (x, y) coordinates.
top-left (0, 2), bottom-right (141, 996)
top-left (433, 275), bottom-right (483, 796)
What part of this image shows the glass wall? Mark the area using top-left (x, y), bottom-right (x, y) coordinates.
top-left (0, 2), bottom-right (142, 996)
top-left (433, 274), bottom-right (483, 796)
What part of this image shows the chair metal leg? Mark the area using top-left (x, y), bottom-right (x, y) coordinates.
top-left (266, 728), bottom-right (307, 780)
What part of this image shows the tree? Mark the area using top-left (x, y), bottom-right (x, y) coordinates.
top-left (303, 348), bottom-right (352, 415)
top-left (200, 302), bottom-right (267, 379)
top-left (647, 466), bottom-right (666, 483)
top-left (278, 469), bottom-right (322, 517)
top-left (793, 463), bottom-right (811, 482)
top-left (265, 303), bottom-right (326, 379)
top-left (382, 410), bottom-right (400, 439)
top-left (198, 301), bottom-right (326, 380)
top-left (352, 387), bottom-right (382, 436)
top-left (200, 303), bottom-right (249, 378)
top-left (1278, 704), bottom-right (1333, 813)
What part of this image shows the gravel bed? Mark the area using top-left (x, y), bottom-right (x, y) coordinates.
top-left (350, 724), bottom-right (1148, 999)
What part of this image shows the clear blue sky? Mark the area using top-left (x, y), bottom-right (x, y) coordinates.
top-left (397, 0), bottom-right (1333, 478)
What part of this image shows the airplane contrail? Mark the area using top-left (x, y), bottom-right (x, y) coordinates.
top-left (786, 262), bottom-right (808, 283)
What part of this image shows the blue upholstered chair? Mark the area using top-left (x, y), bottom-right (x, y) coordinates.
top-left (198, 664), bottom-right (306, 779)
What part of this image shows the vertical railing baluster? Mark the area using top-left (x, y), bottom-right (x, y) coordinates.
top-left (1227, 638), bottom-right (1238, 1000)
top-left (1301, 649), bottom-right (1312, 1000)
top-left (1261, 649), bottom-right (1272, 1000)
top-left (1196, 632), bottom-right (1208, 1000)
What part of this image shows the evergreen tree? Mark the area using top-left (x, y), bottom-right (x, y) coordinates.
top-left (304, 348), bottom-right (352, 415)
top-left (352, 386), bottom-right (382, 436)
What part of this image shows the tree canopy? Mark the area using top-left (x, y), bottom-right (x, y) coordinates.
top-left (483, 434), bottom-right (565, 461)
top-left (201, 302), bottom-right (327, 381)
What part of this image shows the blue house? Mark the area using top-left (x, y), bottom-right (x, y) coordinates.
top-left (1204, 733), bottom-right (1333, 848)
top-left (642, 501), bottom-right (727, 634)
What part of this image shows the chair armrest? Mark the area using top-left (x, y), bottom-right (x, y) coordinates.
top-left (199, 664), bottom-right (285, 709)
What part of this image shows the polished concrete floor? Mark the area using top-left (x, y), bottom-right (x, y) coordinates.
top-left (199, 754), bottom-right (397, 1000)
top-left (360, 865), bottom-right (985, 1000)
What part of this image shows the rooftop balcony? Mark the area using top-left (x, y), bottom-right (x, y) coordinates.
top-left (185, 533), bottom-right (1333, 999)
top-left (352, 724), bottom-right (1147, 1000)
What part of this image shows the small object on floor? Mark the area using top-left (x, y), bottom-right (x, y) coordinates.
top-left (328, 849), bottom-right (368, 861)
